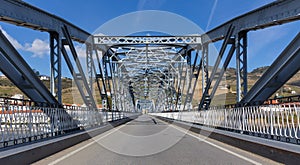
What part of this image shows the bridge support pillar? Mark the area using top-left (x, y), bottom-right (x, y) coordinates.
top-left (236, 31), bottom-right (248, 102)
top-left (50, 32), bottom-right (62, 104)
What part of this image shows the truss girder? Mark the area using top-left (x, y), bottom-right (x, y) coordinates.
top-left (97, 40), bottom-right (194, 112)
top-left (236, 32), bottom-right (248, 102)
top-left (50, 32), bottom-right (62, 104)
top-left (241, 32), bottom-right (300, 104)
top-left (94, 36), bottom-right (201, 45)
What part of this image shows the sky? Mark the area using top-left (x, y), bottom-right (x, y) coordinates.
top-left (0, 0), bottom-right (299, 77)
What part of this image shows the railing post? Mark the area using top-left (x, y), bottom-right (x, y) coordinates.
top-left (270, 105), bottom-right (274, 136)
top-left (242, 107), bottom-right (245, 133)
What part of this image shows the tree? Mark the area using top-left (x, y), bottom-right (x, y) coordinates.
top-left (32, 69), bottom-right (40, 76)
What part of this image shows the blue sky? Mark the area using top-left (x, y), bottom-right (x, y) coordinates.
top-left (0, 0), bottom-right (299, 77)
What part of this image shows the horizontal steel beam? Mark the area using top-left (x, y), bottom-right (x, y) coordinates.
top-left (241, 32), bottom-right (300, 104)
top-left (203, 0), bottom-right (300, 43)
top-left (0, 0), bottom-right (90, 43)
top-left (93, 36), bottom-right (202, 45)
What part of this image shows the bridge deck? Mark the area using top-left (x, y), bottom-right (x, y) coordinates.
top-left (34, 115), bottom-right (279, 165)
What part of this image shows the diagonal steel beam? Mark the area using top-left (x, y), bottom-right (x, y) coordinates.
top-left (199, 25), bottom-right (235, 110)
top-left (241, 32), bottom-right (300, 105)
top-left (0, 29), bottom-right (58, 105)
top-left (95, 50), bottom-right (111, 110)
top-left (210, 43), bottom-right (236, 100)
top-left (61, 25), bottom-right (96, 108)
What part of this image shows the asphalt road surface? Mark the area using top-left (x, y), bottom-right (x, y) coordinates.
top-left (34, 114), bottom-right (281, 165)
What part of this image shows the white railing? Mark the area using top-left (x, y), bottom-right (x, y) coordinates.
top-left (0, 102), bottom-right (136, 147)
top-left (151, 103), bottom-right (300, 143)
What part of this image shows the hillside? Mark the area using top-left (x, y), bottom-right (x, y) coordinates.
top-left (0, 77), bottom-right (74, 103)
top-left (1, 66), bottom-right (300, 106)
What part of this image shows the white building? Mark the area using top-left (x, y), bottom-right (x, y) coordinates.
top-left (39, 75), bottom-right (50, 81)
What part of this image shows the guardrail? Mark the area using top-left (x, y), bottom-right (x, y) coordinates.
top-left (0, 98), bottom-right (137, 148)
top-left (151, 102), bottom-right (300, 144)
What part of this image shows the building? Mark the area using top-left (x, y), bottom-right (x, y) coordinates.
top-left (39, 75), bottom-right (50, 81)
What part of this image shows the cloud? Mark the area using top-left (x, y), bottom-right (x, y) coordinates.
top-left (75, 45), bottom-right (86, 58)
top-left (64, 45), bottom-right (87, 58)
top-left (0, 25), bottom-right (23, 49)
top-left (0, 26), bottom-right (50, 58)
top-left (24, 39), bottom-right (49, 58)
top-left (0, 26), bottom-right (92, 59)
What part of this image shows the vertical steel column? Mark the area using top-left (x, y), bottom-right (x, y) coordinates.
top-left (102, 54), bottom-right (112, 111)
top-left (174, 62), bottom-right (183, 111)
top-left (110, 62), bottom-right (118, 111)
top-left (187, 51), bottom-right (191, 66)
top-left (202, 43), bottom-right (209, 94)
top-left (95, 50), bottom-right (110, 110)
top-left (86, 44), bottom-right (93, 96)
top-left (117, 67), bottom-right (124, 111)
top-left (183, 49), bottom-right (199, 111)
top-left (50, 32), bottom-right (62, 104)
top-left (236, 31), bottom-right (248, 102)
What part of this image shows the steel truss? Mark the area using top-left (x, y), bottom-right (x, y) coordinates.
top-left (0, 0), bottom-right (298, 114)
top-left (61, 26), bottom-right (97, 108)
top-left (94, 36), bottom-right (201, 45)
top-left (0, 29), bottom-right (58, 105)
top-left (242, 32), bottom-right (300, 104)
top-left (93, 36), bottom-right (201, 112)
top-left (50, 32), bottom-right (62, 104)
top-left (94, 50), bottom-right (110, 110)
top-left (86, 44), bottom-right (94, 96)
top-left (199, 25), bottom-right (235, 110)
top-left (0, 0), bottom-right (299, 112)
top-left (236, 31), bottom-right (248, 102)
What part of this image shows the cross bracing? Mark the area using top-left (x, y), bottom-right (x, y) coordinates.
top-left (94, 36), bottom-right (200, 112)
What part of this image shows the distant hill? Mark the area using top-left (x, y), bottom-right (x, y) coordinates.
top-left (0, 77), bottom-right (73, 103)
top-left (1, 65), bottom-right (300, 106)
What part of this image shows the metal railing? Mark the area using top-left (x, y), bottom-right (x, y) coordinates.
top-left (151, 102), bottom-right (300, 144)
top-left (0, 98), bottom-right (137, 148)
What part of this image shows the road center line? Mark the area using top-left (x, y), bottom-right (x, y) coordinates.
top-left (48, 122), bottom-right (130, 165)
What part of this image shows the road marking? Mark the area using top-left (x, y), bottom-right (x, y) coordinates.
top-left (49, 116), bottom-right (261, 165)
top-left (48, 123), bottom-right (129, 165)
top-left (166, 121), bottom-right (262, 165)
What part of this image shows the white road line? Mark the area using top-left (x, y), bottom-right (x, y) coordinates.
top-left (168, 123), bottom-right (262, 165)
top-left (49, 116), bottom-right (261, 165)
top-left (48, 123), bottom-right (129, 165)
